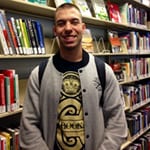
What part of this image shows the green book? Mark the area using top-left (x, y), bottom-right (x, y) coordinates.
top-left (4, 76), bottom-right (11, 112)
top-left (14, 74), bottom-right (19, 110)
top-left (15, 19), bottom-right (26, 54)
top-left (90, 0), bottom-right (109, 21)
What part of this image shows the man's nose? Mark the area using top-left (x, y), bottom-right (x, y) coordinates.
top-left (64, 22), bottom-right (72, 30)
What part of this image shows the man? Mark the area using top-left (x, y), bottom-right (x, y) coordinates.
top-left (20, 3), bottom-right (128, 150)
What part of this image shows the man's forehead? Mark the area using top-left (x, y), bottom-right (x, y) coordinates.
top-left (55, 7), bottom-right (81, 20)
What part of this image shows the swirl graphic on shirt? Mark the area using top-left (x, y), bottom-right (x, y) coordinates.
top-left (56, 71), bottom-right (85, 150)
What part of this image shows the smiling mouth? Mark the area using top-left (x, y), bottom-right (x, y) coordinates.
top-left (63, 35), bottom-right (76, 42)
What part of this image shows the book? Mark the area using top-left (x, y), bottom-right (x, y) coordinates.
top-left (31, 20), bottom-right (42, 54)
top-left (14, 74), bottom-right (19, 110)
top-left (82, 28), bottom-right (94, 53)
top-left (25, 19), bottom-right (38, 54)
top-left (22, 19), bottom-right (33, 54)
top-left (53, 0), bottom-right (72, 7)
top-left (34, 20), bottom-right (45, 54)
top-left (27, 0), bottom-right (47, 5)
top-left (5, 128), bottom-right (19, 150)
top-left (108, 30), bottom-right (121, 53)
top-left (4, 76), bottom-right (11, 112)
top-left (74, 0), bottom-right (92, 17)
top-left (121, 62), bottom-right (131, 81)
top-left (15, 19), bottom-right (26, 54)
top-left (10, 17), bottom-right (23, 54)
top-left (0, 13), bottom-right (12, 55)
top-left (0, 131), bottom-right (11, 150)
top-left (90, 0), bottom-right (109, 21)
top-left (19, 18), bottom-right (31, 55)
top-left (7, 19), bottom-right (19, 54)
top-left (0, 22), bottom-right (10, 55)
top-left (0, 74), bottom-right (6, 113)
top-left (1, 69), bottom-right (15, 111)
top-left (0, 9), bottom-right (14, 55)
top-left (119, 3), bottom-right (129, 24)
top-left (0, 134), bottom-right (6, 150)
top-left (107, 1), bottom-right (121, 23)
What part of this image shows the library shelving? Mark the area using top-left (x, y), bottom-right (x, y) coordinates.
top-left (0, 0), bottom-right (150, 149)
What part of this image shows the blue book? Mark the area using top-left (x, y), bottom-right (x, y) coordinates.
top-left (34, 20), bottom-right (45, 54)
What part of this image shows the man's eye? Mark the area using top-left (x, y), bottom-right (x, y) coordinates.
top-left (71, 19), bottom-right (80, 25)
top-left (56, 22), bottom-right (65, 27)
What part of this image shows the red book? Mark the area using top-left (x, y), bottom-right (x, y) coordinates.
top-left (0, 135), bottom-right (6, 150)
top-left (1, 69), bottom-right (15, 111)
top-left (0, 74), bottom-right (6, 113)
top-left (7, 19), bottom-right (19, 54)
top-left (107, 1), bottom-right (121, 23)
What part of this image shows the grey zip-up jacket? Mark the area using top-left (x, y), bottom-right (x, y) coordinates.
top-left (20, 53), bottom-right (128, 150)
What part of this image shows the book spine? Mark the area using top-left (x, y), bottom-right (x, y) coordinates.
top-left (0, 74), bottom-right (6, 113)
top-left (0, 132), bottom-right (11, 150)
top-left (15, 19), bottom-right (26, 54)
top-left (4, 76), bottom-right (11, 112)
top-left (19, 18), bottom-right (29, 55)
top-left (1, 70), bottom-right (15, 111)
top-left (0, 23), bottom-right (9, 55)
top-left (0, 135), bottom-right (6, 150)
top-left (24, 19), bottom-right (34, 54)
top-left (7, 19), bottom-right (19, 54)
top-left (32, 20), bottom-right (42, 54)
top-left (0, 9), bottom-right (15, 54)
top-left (22, 19), bottom-right (32, 54)
top-left (25, 19), bottom-right (38, 54)
top-left (34, 20), bottom-right (45, 54)
top-left (10, 17), bottom-right (23, 54)
top-left (0, 13), bottom-right (12, 55)
top-left (14, 74), bottom-right (19, 110)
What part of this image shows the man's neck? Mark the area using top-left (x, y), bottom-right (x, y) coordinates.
top-left (59, 48), bottom-right (83, 62)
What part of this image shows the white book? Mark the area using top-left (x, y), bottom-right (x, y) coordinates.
top-left (90, 0), bottom-right (109, 20)
top-left (74, 0), bottom-right (92, 17)
top-left (0, 23), bottom-right (9, 55)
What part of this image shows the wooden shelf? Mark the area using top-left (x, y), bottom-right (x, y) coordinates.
top-left (121, 126), bottom-right (150, 149)
top-left (0, 0), bottom-right (55, 18)
top-left (0, 54), bottom-right (53, 59)
top-left (0, 108), bottom-right (22, 119)
top-left (119, 75), bottom-right (150, 85)
top-left (128, 99), bottom-right (150, 112)
top-left (0, 0), bottom-right (149, 32)
top-left (93, 52), bottom-right (150, 56)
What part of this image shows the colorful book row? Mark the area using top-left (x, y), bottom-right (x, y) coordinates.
top-left (0, 127), bottom-right (19, 150)
top-left (46, 0), bottom-right (150, 29)
top-left (0, 9), bottom-right (45, 55)
top-left (122, 82), bottom-right (150, 109)
top-left (125, 129), bottom-right (150, 149)
top-left (27, 0), bottom-right (47, 5)
top-left (108, 30), bottom-right (150, 54)
top-left (126, 105), bottom-right (150, 138)
top-left (110, 57), bottom-right (150, 83)
top-left (0, 69), bottom-right (19, 113)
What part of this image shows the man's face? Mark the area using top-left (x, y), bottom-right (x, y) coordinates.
top-left (53, 7), bottom-right (86, 50)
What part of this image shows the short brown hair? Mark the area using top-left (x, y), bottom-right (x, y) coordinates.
top-left (54, 3), bottom-right (82, 21)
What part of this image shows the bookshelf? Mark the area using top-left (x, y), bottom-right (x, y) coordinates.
top-left (0, 0), bottom-right (149, 149)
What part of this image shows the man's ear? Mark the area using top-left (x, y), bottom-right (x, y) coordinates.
top-left (53, 26), bottom-right (57, 36)
top-left (82, 23), bottom-right (86, 32)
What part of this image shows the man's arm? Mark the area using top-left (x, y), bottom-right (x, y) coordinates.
top-left (19, 67), bottom-right (49, 150)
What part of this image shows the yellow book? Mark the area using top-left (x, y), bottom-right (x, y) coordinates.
top-left (19, 18), bottom-right (32, 54)
top-left (0, 131), bottom-right (11, 150)
top-left (121, 62), bottom-right (131, 81)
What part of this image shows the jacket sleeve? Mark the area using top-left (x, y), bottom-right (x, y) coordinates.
top-left (99, 64), bottom-right (128, 150)
top-left (19, 66), bottom-right (49, 150)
